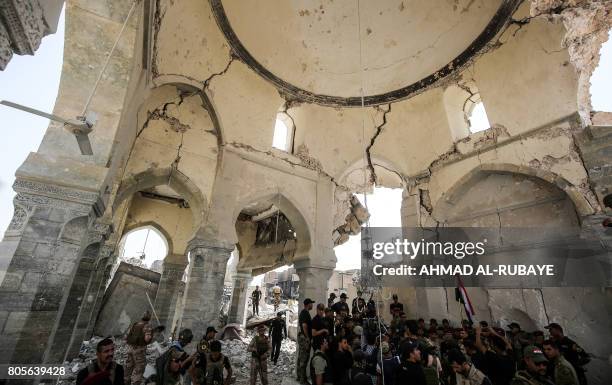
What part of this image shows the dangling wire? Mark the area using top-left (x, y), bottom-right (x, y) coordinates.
top-left (81, 0), bottom-right (140, 116)
top-left (355, 1), bottom-right (385, 382)
top-left (141, 228), bottom-right (150, 260)
top-left (274, 190), bottom-right (281, 244)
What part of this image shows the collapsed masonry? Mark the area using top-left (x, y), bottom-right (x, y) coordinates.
top-left (0, 1), bottom-right (611, 384)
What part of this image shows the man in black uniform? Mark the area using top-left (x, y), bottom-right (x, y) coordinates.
top-left (395, 340), bottom-right (425, 385)
top-left (312, 303), bottom-right (331, 346)
top-left (332, 293), bottom-right (350, 318)
top-left (252, 286), bottom-right (262, 316)
top-left (297, 298), bottom-right (314, 384)
top-left (327, 293), bottom-right (336, 309)
top-left (389, 294), bottom-right (403, 317)
top-left (546, 323), bottom-right (589, 385)
top-left (269, 312), bottom-right (287, 365)
top-left (323, 308), bottom-right (335, 339)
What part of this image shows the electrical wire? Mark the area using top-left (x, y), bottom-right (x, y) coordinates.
top-left (355, 1), bottom-right (385, 382)
top-left (81, 0), bottom-right (139, 116)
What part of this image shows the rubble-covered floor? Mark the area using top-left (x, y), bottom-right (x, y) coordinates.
top-left (58, 332), bottom-right (297, 385)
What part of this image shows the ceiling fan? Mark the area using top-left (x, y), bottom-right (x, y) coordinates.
top-left (0, 100), bottom-right (95, 156)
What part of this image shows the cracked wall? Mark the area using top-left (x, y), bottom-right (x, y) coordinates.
top-left (125, 85), bottom-right (219, 206)
top-left (530, 0), bottom-right (612, 123)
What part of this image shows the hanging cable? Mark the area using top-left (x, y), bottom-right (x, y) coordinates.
top-left (141, 228), bottom-right (150, 260)
top-left (355, 1), bottom-right (385, 382)
top-left (81, 0), bottom-right (140, 116)
top-left (274, 191), bottom-right (281, 244)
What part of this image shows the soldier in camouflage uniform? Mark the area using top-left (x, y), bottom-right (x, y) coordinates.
top-left (297, 298), bottom-right (314, 384)
top-left (543, 339), bottom-right (579, 385)
top-left (249, 325), bottom-right (271, 385)
top-left (125, 311), bottom-right (153, 385)
top-left (511, 346), bottom-right (555, 385)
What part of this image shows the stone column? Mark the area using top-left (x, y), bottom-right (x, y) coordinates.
top-left (295, 262), bottom-right (334, 308)
top-left (84, 256), bottom-right (115, 338)
top-left (65, 244), bottom-right (113, 360)
top-left (45, 223), bottom-right (110, 363)
top-left (0, 175), bottom-right (103, 365)
top-left (180, 238), bottom-right (232, 340)
top-left (154, 257), bottom-right (187, 328)
top-left (227, 270), bottom-right (252, 325)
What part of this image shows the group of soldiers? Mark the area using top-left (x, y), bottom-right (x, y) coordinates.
top-left (76, 292), bottom-right (591, 385)
top-left (251, 285), bottom-right (284, 316)
top-left (76, 309), bottom-right (287, 385)
top-left (295, 291), bottom-right (591, 385)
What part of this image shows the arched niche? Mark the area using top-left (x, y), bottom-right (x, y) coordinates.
top-left (434, 163), bottom-right (594, 224)
top-left (113, 167), bottom-right (207, 233)
top-left (231, 190), bottom-right (312, 268)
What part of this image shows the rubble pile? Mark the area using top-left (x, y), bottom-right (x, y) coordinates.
top-left (221, 331), bottom-right (297, 385)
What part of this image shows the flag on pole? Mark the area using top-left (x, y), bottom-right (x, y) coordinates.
top-left (455, 275), bottom-right (475, 323)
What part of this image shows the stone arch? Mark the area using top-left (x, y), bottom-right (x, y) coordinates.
top-left (336, 156), bottom-right (405, 190)
top-left (231, 188), bottom-right (312, 262)
top-left (150, 76), bottom-right (225, 147)
top-left (434, 163), bottom-right (594, 221)
top-left (113, 167), bottom-right (207, 232)
top-left (120, 222), bottom-right (173, 258)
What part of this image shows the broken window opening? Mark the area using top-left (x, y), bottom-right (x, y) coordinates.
top-left (117, 226), bottom-right (169, 271)
top-left (272, 112), bottom-right (294, 152)
top-left (467, 101), bottom-right (491, 133)
top-left (590, 28), bottom-right (612, 112)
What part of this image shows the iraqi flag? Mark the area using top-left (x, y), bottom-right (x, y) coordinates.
top-left (455, 275), bottom-right (476, 323)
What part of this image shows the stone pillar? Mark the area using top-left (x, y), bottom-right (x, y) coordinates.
top-left (180, 238), bottom-right (232, 340)
top-left (65, 244), bottom-right (113, 360)
top-left (45, 223), bottom-right (110, 363)
top-left (0, 175), bottom-right (103, 365)
top-left (295, 263), bottom-right (334, 308)
top-left (84, 257), bottom-right (115, 338)
top-left (227, 270), bottom-right (252, 325)
top-left (154, 257), bottom-right (187, 328)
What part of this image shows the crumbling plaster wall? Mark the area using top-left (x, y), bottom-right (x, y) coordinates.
top-left (152, 0), bottom-right (231, 84)
top-left (423, 172), bottom-right (611, 384)
top-left (473, 2), bottom-right (580, 136)
top-left (203, 149), bottom-right (336, 270)
top-left (530, 0), bottom-right (612, 123)
top-left (126, 85), bottom-right (218, 201)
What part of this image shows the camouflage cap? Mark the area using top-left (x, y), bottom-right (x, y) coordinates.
top-left (523, 345), bottom-right (548, 363)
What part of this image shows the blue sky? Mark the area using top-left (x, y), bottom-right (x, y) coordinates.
top-left (0, 11), bottom-right (610, 272)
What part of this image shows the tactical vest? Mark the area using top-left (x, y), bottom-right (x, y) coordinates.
top-left (455, 365), bottom-right (487, 385)
top-left (205, 353), bottom-right (225, 385)
top-left (513, 371), bottom-right (555, 385)
top-left (126, 321), bottom-right (147, 346)
top-left (252, 335), bottom-right (269, 358)
top-left (310, 351), bottom-right (333, 385)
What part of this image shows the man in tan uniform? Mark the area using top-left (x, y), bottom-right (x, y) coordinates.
top-left (543, 339), bottom-right (579, 385)
top-left (124, 311), bottom-right (153, 385)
